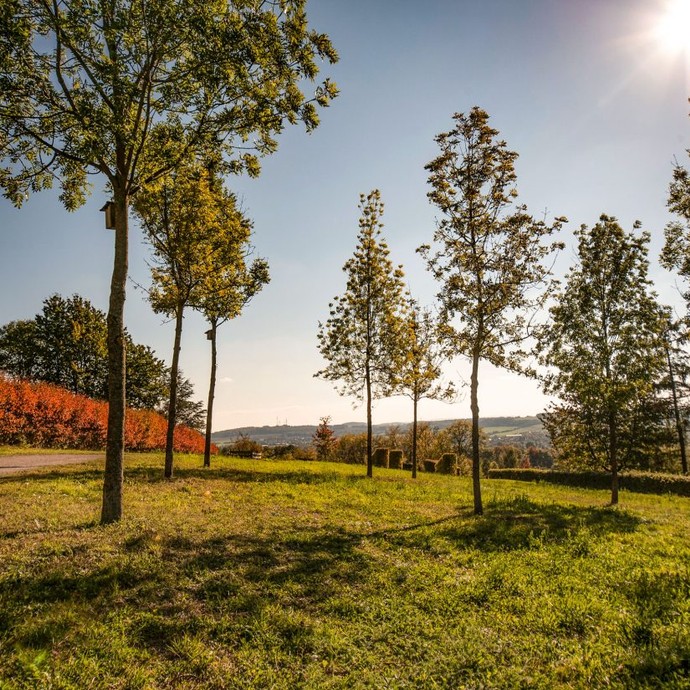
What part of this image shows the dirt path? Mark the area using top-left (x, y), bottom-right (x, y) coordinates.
top-left (0, 453), bottom-right (103, 476)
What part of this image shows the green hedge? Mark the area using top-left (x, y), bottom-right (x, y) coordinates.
top-left (487, 468), bottom-right (690, 497)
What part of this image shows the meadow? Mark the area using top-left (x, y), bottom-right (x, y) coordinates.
top-left (0, 453), bottom-right (689, 689)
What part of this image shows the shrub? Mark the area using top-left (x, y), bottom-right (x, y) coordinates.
top-left (423, 459), bottom-right (438, 473)
top-left (389, 449), bottom-right (404, 469)
top-left (333, 433), bottom-right (368, 465)
top-left (437, 453), bottom-right (457, 475)
top-left (487, 467), bottom-right (690, 497)
top-left (0, 373), bottom-right (212, 453)
top-left (373, 447), bottom-right (389, 468)
top-left (220, 433), bottom-right (262, 455)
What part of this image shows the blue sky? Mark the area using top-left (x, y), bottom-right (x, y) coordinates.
top-left (1, 0), bottom-right (689, 430)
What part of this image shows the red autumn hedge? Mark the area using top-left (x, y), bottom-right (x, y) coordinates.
top-left (0, 373), bottom-right (216, 454)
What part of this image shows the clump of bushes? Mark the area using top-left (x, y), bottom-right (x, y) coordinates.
top-left (488, 467), bottom-right (690, 497)
top-left (436, 453), bottom-right (457, 474)
top-left (0, 373), bottom-right (212, 453)
top-left (389, 449), bottom-right (404, 469)
top-left (373, 447), bottom-right (390, 468)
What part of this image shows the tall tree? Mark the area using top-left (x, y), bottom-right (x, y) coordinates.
top-left (659, 316), bottom-right (690, 474)
top-left (433, 419), bottom-right (489, 464)
top-left (0, 294), bottom-right (168, 408)
top-left (539, 216), bottom-right (667, 504)
top-left (0, 1), bottom-right (337, 522)
top-left (158, 370), bottom-right (206, 431)
top-left (32, 294), bottom-right (108, 398)
top-left (0, 320), bottom-right (37, 380)
top-left (316, 190), bottom-right (408, 477)
top-left (419, 107), bottom-right (564, 515)
top-left (661, 158), bottom-right (690, 307)
top-left (394, 302), bottom-right (454, 478)
top-left (124, 341), bottom-right (168, 411)
top-left (659, 127), bottom-right (690, 474)
top-left (192, 196), bottom-right (269, 469)
top-left (133, 164), bottom-right (251, 478)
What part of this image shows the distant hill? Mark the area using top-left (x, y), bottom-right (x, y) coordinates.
top-left (212, 416), bottom-right (548, 448)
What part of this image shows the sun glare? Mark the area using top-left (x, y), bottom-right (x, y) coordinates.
top-left (655, 0), bottom-right (690, 54)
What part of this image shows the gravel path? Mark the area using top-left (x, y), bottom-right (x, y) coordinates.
top-left (0, 453), bottom-right (103, 476)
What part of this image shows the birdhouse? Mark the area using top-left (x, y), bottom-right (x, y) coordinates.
top-left (205, 329), bottom-right (213, 341)
top-left (100, 201), bottom-right (116, 229)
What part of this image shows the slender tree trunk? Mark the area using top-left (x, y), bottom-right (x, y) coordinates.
top-left (203, 321), bottom-right (218, 468)
top-left (470, 349), bottom-right (483, 515)
top-left (366, 361), bottom-right (373, 478)
top-left (165, 302), bottom-right (184, 478)
top-left (609, 410), bottom-right (619, 505)
top-left (412, 394), bottom-right (418, 479)
top-left (101, 187), bottom-right (128, 524)
top-left (667, 346), bottom-right (688, 474)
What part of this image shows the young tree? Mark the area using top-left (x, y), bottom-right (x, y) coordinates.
top-left (0, 1), bottom-right (337, 522)
top-left (434, 419), bottom-right (489, 464)
top-left (192, 195), bottom-right (270, 469)
top-left (378, 424), bottom-right (405, 452)
top-left (134, 164), bottom-right (252, 478)
top-left (539, 216), bottom-right (667, 504)
top-left (395, 302), bottom-right (454, 478)
top-left (316, 190), bottom-right (408, 478)
top-left (312, 416), bottom-right (337, 461)
top-left (419, 108), bottom-right (564, 514)
top-left (402, 421), bottom-right (437, 469)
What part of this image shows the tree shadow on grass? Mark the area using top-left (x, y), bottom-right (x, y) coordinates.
top-left (140, 465), bottom-right (369, 486)
top-left (0, 463), bottom-right (368, 487)
top-left (0, 467), bottom-right (104, 484)
top-left (3, 497), bottom-right (642, 607)
top-left (0, 492), bottom-right (646, 655)
top-left (429, 494), bottom-right (642, 552)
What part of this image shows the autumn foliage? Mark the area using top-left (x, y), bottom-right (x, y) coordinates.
top-left (0, 373), bottom-right (215, 453)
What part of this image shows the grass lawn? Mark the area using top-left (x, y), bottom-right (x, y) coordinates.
top-left (0, 454), bottom-right (689, 689)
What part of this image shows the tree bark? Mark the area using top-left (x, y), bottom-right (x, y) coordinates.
top-left (164, 302), bottom-right (184, 478)
top-left (366, 360), bottom-right (373, 478)
top-left (667, 345), bottom-right (688, 474)
top-left (101, 187), bottom-right (128, 524)
top-left (203, 320), bottom-right (218, 468)
top-left (609, 410), bottom-right (619, 505)
top-left (412, 394), bottom-right (418, 479)
top-left (470, 349), bottom-right (483, 515)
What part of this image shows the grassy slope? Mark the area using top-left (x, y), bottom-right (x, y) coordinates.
top-left (0, 454), bottom-right (689, 689)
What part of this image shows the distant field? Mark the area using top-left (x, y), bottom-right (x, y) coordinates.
top-left (1, 454), bottom-right (689, 688)
top-left (213, 415), bottom-right (549, 447)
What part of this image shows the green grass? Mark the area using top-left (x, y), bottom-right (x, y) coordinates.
top-left (1, 454), bottom-right (690, 689)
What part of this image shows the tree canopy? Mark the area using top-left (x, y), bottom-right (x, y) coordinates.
top-left (539, 215), bottom-right (667, 503)
top-left (0, 293), bottom-right (169, 409)
top-left (394, 302), bottom-right (454, 477)
top-left (420, 107), bottom-right (564, 514)
top-left (133, 163), bottom-right (264, 477)
top-left (316, 190), bottom-right (408, 477)
top-left (0, 0), bottom-right (337, 522)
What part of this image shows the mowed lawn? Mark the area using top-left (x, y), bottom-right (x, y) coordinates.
top-left (1, 453), bottom-right (689, 689)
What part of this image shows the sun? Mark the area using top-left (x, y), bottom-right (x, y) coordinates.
top-left (654, 0), bottom-right (690, 54)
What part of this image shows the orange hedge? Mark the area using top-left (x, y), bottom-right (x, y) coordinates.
top-left (0, 374), bottom-right (217, 454)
